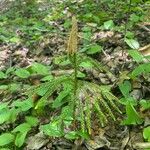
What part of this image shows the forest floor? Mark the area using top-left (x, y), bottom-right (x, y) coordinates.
top-left (0, 1), bottom-right (150, 150)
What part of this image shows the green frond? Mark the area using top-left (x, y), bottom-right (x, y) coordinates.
top-left (102, 91), bottom-right (122, 114)
top-left (79, 100), bottom-right (85, 132)
top-left (78, 80), bottom-right (121, 127)
top-left (52, 83), bottom-right (73, 108)
top-left (94, 99), bottom-right (107, 127)
top-left (85, 96), bottom-right (92, 134)
top-left (78, 54), bottom-right (114, 76)
top-left (32, 76), bottom-right (72, 109)
top-left (98, 96), bottom-right (116, 121)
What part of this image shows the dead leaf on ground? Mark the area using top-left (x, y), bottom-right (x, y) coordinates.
top-left (139, 44), bottom-right (150, 56)
top-left (26, 132), bottom-right (49, 150)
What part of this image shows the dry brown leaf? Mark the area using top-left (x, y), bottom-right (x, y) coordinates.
top-left (138, 44), bottom-right (150, 56)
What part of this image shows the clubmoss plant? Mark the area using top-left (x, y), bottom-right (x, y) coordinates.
top-left (27, 16), bottom-right (122, 136)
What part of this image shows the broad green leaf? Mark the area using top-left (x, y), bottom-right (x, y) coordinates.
top-left (15, 68), bottom-right (30, 78)
top-left (119, 81), bottom-right (131, 98)
top-left (12, 99), bottom-right (33, 112)
top-left (104, 20), bottom-right (114, 30)
top-left (0, 85), bottom-right (8, 90)
top-left (143, 126), bottom-right (150, 141)
top-left (140, 100), bottom-right (150, 110)
top-left (52, 90), bottom-right (70, 108)
top-left (60, 106), bottom-right (73, 121)
top-left (9, 108), bottom-right (20, 123)
top-left (0, 133), bottom-right (14, 146)
top-left (9, 83), bottom-right (21, 92)
top-left (31, 63), bottom-right (49, 75)
top-left (77, 71), bottom-right (86, 78)
top-left (87, 44), bottom-right (102, 54)
top-left (79, 61), bottom-right (93, 69)
top-left (12, 123), bottom-right (31, 133)
top-left (125, 31), bottom-right (134, 39)
top-left (122, 104), bottom-right (143, 125)
top-left (9, 37), bottom-right (20, 43)
top-left (131, 63), bottom-right (150, 78)
top-left (0, 71), bottom-right (7, 79)
top-left (128, 50), bottom-right (143, 62)
top-left (65, 131), bottom-right (79, 140)
top-left (77, 130), bottom-right (89, 139)
top-left (0, 102), bottom-right (8, 110)
top-left (120, 97), bottom-right (137, 106)
top-left (15, 132), bottom-right (27, 147)
top-left (0, 108), bottom-right (11, 124)
top-left (125, 38), bottom-right (140, 49)
top-left (130, 14), bottom-right (140, 23)
top-left (6, 67), bottom-right (15, 75)
top-left (59, 59), bottom-right (71, 66)
top-left (25, 116), bottom-right (39, 127)
top-left (41, 75), bottom-right (53, 81)
top-left (40, 121), bottom-right (63, 137)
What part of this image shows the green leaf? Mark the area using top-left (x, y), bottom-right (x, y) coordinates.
top-left (79, 61), bottom-right (93, 69)
top-left (65, 131), bottom-right (79, 140)
top-left (120, 97), bottom-right (137, 106)
top-left (77, 130), bottom-right (89, 139)
top-left (143, 126), bottom-right (150, 141)
top-left (128, 50), bottom-right (143, 62)
top-left (125, 38), bottom-right (140, 49)
top-left (9, 37), bottom-right (20, 43)
top-left (31, 63), bottom-right (49, 75)
top-left (131, 63), bottom-right (150, 78)
top-left (125, 31), bottom-right (135, 39)
top-left (77, 71), bottom-right (86, 78)
top-left (15, 132), bottom-right (27, 147)
top-left (40, 121), bottom-right (63, 137)
top-left (0, 71), bottom-right (7, 79)
top-left (119, 81), bottom-right (131, 98)
top-left (122, 103), bottom-right (143, 125)
top-left (25, 116), bottom-right (39, 127)
top-left (6, 67), bottom-right (15, 75)
top-left (15, 68), bottom-right (30, 78)
top-left (12, 99), bottom-right (33, 112)
top-left (130, 13), bottom-right (140, 23)
top-left (12, 123), bottom-right (31, 133)
top-left (9, 83), bottom-right (21, 92)
top-left (0, 85), bottom-right (8, 90)
top-left (41, 75), bottom-right (53, 81)
top-left (52, 90), bottom-right (70, 108)
top-left (140, 100), bottom-right (150, 110)
top-left (9, 108), bottom-right (19, 123)
top-left (0, 133), bottom-right (14, 146)
top-left (0, 108), bottom-right (11, 124)
top-left (87, 44), bottom-right (102, 54)
top-left (60, 106), bottom-right (73, 121)
top-left (0, 102), bottom-right (8, 110)
top-left (104, 20), bottom-right (114, 30)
